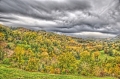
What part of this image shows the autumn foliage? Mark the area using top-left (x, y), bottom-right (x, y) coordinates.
top-left (0, 24), bottom-right (120, 78)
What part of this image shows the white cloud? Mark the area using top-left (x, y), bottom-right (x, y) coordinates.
top-left (64, 32), bottom-right (116, 38)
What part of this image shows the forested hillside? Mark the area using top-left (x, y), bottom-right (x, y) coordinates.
top-left (0, 24), bottom-right (120, 78)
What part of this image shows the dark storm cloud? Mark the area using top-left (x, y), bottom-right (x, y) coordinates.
top-left (0, 16), bottom-right (17, 20)
top-left (0, 19), bottom-right (10, 22)
top-left (45, 24), bottom-right (119, 35)
top-left (0, 0), bottom-right (91, 20)
top-left (0, 0), bottom-right (53, 20)
top-left (0, 0), bottom-right (120, 38)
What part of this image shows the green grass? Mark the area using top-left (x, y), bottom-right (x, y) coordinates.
top-left (99, 50), bottom-right (114, 60)
top-left (0, 64), bottom-right (117, 79)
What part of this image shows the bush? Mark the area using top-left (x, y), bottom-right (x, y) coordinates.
top-left (2, 58), bottom-right (10, 65)
top-left (0, 51), bottom-right (4, 60)
top-left (6, 43), bottom-right (15, 49)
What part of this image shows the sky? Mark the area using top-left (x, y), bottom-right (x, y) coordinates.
top-left (0, 0), bottom-right (120, 38)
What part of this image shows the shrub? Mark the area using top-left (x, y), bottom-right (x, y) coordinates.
top-left (2, 58), bottom-right (10, 65)
top-left (0, 51), bottom-right (4, 60)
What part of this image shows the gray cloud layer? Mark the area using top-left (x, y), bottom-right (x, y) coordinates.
top-left (0, 0), bottom-right (120, 38)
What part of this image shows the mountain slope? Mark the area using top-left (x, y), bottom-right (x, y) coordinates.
top-left (0, 24), bottom-right (120, 78)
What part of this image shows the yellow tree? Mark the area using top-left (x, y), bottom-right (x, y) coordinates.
top-left (92, 51), bottom-right (100, 60)
top-left (58, 52), bottom-right (77, 74)
top-left (26, 57), bottom-right (39, 71)
top-left (0, 32), bottom-right (5, 60)
top-left (80, 51), bottom-right (91, 61)
top-left (0, 32), bottom-right (4, 41)
top-left (78, 51), bottom-right (92, 76)
top-left (14, 46), bottom-right (25, 68)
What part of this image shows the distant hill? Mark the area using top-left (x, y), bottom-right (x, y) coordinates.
top-left (111, 34), bottom-right (120, 41)
top-left (115, 34), bottom-right (120, 39)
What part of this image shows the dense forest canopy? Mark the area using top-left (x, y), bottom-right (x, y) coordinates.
top-left (0, 24), bottom-right (120, 78)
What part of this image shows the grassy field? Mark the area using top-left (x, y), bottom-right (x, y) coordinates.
top-left (0, 64), bottom-right (117, 79)
top-left (99, 50), bottom-right (114, 60)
